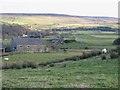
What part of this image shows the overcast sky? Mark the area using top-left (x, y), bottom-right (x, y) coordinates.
top-left (0, 0), bottom-right (119, 17)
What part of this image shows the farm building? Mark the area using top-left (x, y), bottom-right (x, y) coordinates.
top-left (11, 37), bottom-right (50, 53)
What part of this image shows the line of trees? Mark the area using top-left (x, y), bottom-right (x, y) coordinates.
top-left (51, 26), bottom-right (117, 32)
top-left (2, 23), bottom-right (117, 39)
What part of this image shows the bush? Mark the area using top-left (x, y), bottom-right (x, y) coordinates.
top-left (91, 50), bottom-right (102, 56)
top-left (64, 39), bottom-right (76, 43)
top-left (22, 61), bottom-right (30, 68)
top-left (101, 55), bottom-right (106, 60)
top-left (2, 62), bottom-right (13, 69)
top-left (91, 51), bottom-right (97, 56)
top-left (49, 63), bottom-right (55, 67)
top-left (12, 62), bottom-right (23, 69)
top-left (82, 52), bottom-right (91, 59)
top-left (116, 46), bottom-right (120, 55)
top-left (2, 61), bottom-right (39, 69)
top-left (30, 62), bottom-right (39, 69)
top-left (111, 46), bottom-right (120, 53)
top-left (39, 63), bottom-right (47, 67)
top-left (85, 46), bottom-right (88, 49)
top-left (2, 62), bottom-right (23, 69)
top-left (98, 51), bottom-right (102, 55)
top-left (113, 38), bottom-right (120, 45)
top-left (81, 50), bottom-right (102, 59)
top-left (22, 61), bottom-right (38, 68)
top-left (111, 49), bottom-right (117, 52)
top-left (110, 52), bottom-right (119, 59)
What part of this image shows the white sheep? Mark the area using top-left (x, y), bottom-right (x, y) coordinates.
top-left (102, 48), bottom-right (107, 54)
top-left (4, 58), bottom-right (9, 61)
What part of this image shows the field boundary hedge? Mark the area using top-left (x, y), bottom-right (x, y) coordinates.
top-left (1, 50), bottom-right (102, 69)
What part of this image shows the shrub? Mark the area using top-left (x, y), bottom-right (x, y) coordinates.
top-left (74, 56), bottom-right (81, 61)
top-left (2, 61), bottom-right (39, 69)
top-left (2, 62), bottom-right (23, 69)
top-left (39, 63), bottom-right (47, 67)
top-left (91, 51), bottom-right (97, 56)
top-left (49, 63), bottom-right (55, 67)
top-left (22, 61), bottom-right (29, 68)
top-left (87, 52), bottom-right (92, 57)
top-left (64, 39), bottom-right (76, 43)
top-left (113, 38), bottom-right (120, 45)
top-left (91, 50), bottom-right (102, 56)
top-left (12, 62), bottom-right (23, 69)
top-left (85, 46), bottom-right (88, 49)
top-left (69, 56), bottom-right (78, 61)
top-left (30, 62), bottom-right (39, 69)
top-left (79, 55), bottom-right (83, 59)
top-left (2, 62), bottom-right (13, 69)
top-left (97, 50), bottom-right (102, 55)
top-left (101, 55), bottom-right (106, 60)
top-left (111, 49), bottom-right (117, 52)
top-left (110, 52), bottom-right (119, 59)
top-left (82, 52), bottom-right (90, 59)
top-left (116, 46), bottom-right (120, 55)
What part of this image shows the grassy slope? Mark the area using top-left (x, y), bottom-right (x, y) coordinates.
top-left (2, 56), bottom-right (118, 88)
top-left (0, 14), bottom-right (118, 30)
top-left (3, 52), bottom-right (82, 63)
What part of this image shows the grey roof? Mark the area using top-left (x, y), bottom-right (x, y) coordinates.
top-left (12, 37), bottom-right (46, 45)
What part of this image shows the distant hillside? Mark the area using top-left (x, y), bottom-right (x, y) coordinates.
top-left (0, 13), bottom-right (118, 30)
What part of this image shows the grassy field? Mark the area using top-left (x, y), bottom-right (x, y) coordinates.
top-left (2, 51), bottom-right (82, 63)
top-left (57, 31), bottom-right (117, 50)
top-left (2, 55), bottom-right (118, 88)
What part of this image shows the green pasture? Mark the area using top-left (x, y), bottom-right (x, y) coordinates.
top-left (58, 31), bottom-right (117, 49)
top-left (3, 52), bottom-right (82, 63)
top-left (58, 30), bottom-right (117, 35)
top-left (76, 35), bottom-right (115, 45)
top-left (2, 56), bottom-right (118, 88)
top-left (60, 43), bottom-right (116, 50)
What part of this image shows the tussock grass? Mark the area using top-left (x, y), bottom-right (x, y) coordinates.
top-left (2, 56), bottom-right (118, 88)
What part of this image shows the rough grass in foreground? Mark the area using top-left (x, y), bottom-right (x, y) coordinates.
top-left (2, 56), bottom-right (118, 88)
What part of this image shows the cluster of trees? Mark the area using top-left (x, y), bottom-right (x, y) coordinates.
top-left (2, 24), bottom-right (57, 39)
top-left (51, 26), bottom-right (117, 32)
top-left (2, 24), bottom-right (29, 39)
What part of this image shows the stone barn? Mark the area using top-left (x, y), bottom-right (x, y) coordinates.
top-left (11, 37), bottom-right (49, 53)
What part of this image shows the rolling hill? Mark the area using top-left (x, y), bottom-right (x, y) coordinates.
top-left (1, 13), bottom-right (118, 39)
top-left (0, 13), bottom-right (118, 30)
